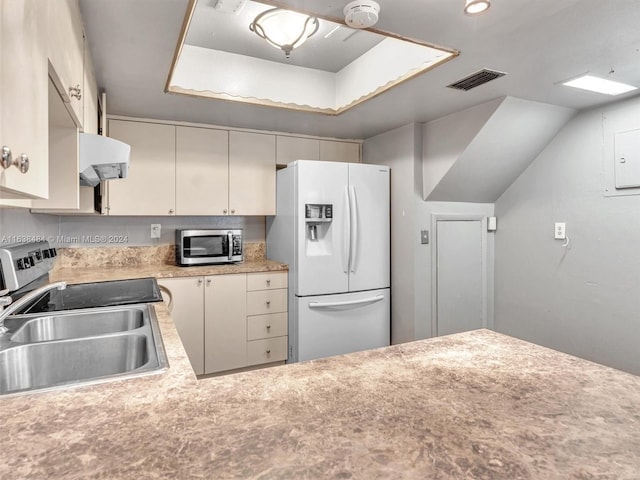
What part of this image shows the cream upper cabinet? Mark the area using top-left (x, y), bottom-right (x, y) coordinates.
top-left (0, 0), bottom-right (49, 200)
top-left (107, 120), bottom-right (176, 215)
top-left (319, 140), bottom-right (361, 163)
top-left (204, 274), bottom-right (247, 374)
top-left (158, 277), bottom-right (205, 375)
top-left (48, 0), bottom-right (84, 128)
top-left (176, 126), bottom-right (228, 216)
top-left (229, 131), bottom-right (276, 215)
top-left (276, 135), bottom-right (319, 167)
top-left (82, 40), bottom-right (98, 136)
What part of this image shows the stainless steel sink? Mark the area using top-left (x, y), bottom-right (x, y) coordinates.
top-left (9, 307), bottom-right (144, 343)
top-left (0, 304), bottom-right (168, 396)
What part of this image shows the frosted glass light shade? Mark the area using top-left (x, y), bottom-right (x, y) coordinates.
top-left (250, 8), bottom-right (319, 58)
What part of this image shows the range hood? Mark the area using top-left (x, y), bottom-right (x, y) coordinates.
top-left (79, 133), bottom-right (131, 187)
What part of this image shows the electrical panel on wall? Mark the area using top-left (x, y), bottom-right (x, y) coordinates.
top-left (614, 128), bottom-right (640, 189)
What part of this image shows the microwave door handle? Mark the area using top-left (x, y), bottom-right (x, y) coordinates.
top-left (227, 232), bottom-right (233, 261)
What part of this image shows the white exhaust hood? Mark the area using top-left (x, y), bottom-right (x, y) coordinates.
top-left (79, 133), bottom-right (131, 187)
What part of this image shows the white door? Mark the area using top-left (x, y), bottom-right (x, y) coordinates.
top-left (348, 164), bottom-right (390, 292)
top-left (436, 220), bottom-right (484, 336)
top-left (296, 288), bottom-right (390, 362)
top-left (295, 161), bottom-right (349, 296)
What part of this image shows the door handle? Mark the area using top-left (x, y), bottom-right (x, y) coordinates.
top-left (308, 294), bottom-right (384, 308)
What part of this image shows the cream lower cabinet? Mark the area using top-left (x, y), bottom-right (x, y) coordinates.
top-left (159, 271), bottom-right (288, 376)
top-left (204, 274), bottom-right (247, 374)
top-left (246, 272), bottom-right (288, 365)
top-left (158, 277), bottom-right (205, 375)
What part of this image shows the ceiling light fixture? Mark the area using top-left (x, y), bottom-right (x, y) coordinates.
top-left (249, 8), bottom-right (319, 59)
top-left (562, 74), bottom-right (637, 96)
top-left (464, 0), bottom-right (491, 15)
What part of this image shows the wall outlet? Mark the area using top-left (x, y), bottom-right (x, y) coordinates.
top-left (554, 222), bottom-right (566, 240)
top-left (151, 224), bottom-right (161, 239)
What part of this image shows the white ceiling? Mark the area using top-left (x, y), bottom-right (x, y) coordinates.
top-left (78, 0), bottom-right (640, 140)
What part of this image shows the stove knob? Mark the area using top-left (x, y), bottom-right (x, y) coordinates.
top-left (16, 258), bottom-right (24, 270)
top-left (51, 248), bottom-right (57, 257)
top-left (23, 256), bottom-right (31, 268)
top-left (28, 256), bottom-right (35, 267)
top-left (43, 250), bottom-right (50, 259)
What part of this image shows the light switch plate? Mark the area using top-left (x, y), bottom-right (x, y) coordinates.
top-left (420, 230), bottom-right (429, 244)
top-left (487, 216), bottom-right (497, 232)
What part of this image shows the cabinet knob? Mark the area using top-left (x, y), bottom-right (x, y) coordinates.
top-left (206, 278), bottom-right (211, 286)
top-left (230, 209), bottom-right (236, 214)
top-left (266, 300), bottom-right (271, 306)
top-left (69, 84), bottom-right (82, 100)
top-left (223, 209), bottom-right (228, 214)
top-left (266, 324), bottom-right (271, 330)
top-left (1, 146), bottom-right (11, 169)
top-left (266, 349), bottom-right (271, 355)
top-left (197, 278), bottom-right (203, 286)
top-left (169, 209), bottom-right (174, 214)
top-left (266, 279), bottom-right (271, 286)
top-left (1, 148), bottom-right (29, 173)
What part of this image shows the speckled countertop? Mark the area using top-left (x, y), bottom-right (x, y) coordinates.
top-left (50, 259), bottom-right (288, 284)
top-left (49, 243), bottom-right (288, 283)
top-left (2, 328), bottom-right (640, 479)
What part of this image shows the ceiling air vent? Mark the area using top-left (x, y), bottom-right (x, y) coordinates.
top-left (447, 69), bottom-right (507, 91)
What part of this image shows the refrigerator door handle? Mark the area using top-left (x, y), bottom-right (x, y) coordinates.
top-left (349, 185), bottom-right (358, 273)
top-left (342, 186), bottom-right (351, 273)
top-left (308, 294), bottom-right (385, 308)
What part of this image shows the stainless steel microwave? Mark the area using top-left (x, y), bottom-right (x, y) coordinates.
top-left (176, 229), bottom-right (243, 266)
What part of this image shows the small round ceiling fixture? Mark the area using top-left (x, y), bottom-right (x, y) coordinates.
top-left (464, 0), bottom-right (491, 15)
top-left (250, 8), bottom-right (320, 58)
top-left (343, 1), bottom-right (380, 29)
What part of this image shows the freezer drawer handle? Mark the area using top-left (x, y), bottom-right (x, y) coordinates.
top-left (308, 294), bottom-right (385, 308)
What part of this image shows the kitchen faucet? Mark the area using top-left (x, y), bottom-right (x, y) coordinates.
top-left (0, 281), bottom-right (67, 335)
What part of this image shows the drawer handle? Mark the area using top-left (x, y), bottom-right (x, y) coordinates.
top-left (266, 349), bottom-right (271, 355)
top-left (266, 300), bottom-right (271, 306)
top-left (266, 324), bottom-right (271, 330)
top-left (266, 279), bottom-right (271, 286)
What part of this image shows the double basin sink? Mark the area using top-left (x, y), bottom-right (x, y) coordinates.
top-left (0, 304), bottom-right (168, 396)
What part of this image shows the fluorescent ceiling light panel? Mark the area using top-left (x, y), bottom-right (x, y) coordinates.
top-left (563, 74), bottom-right (637, 95)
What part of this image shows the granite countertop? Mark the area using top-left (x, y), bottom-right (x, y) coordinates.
top-left (50, 259), bottom-right (288, 284)
top-left (2, 328), bottom-right (640, 479)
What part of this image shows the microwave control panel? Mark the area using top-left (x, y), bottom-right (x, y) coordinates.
top-left (232, 235), bottom-right (243, 255)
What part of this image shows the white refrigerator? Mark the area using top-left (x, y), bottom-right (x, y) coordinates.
top-left (266, 160), bottom-right (390, 362)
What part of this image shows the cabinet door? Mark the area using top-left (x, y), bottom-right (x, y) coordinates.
top-left (228, 131), bottom-right (275, 215)
top-left (176, 126), bottom-right (228, 215)
top-left (319, 140), bottom-right (360, 163)
top-left (158, 277), bottom-right (205, 375)
top-left (107, 120), bottom-right (176, 215)
top-left (276, 136), bottom-right (319, 167)
top-left (204, 274), bottom-right (247, 374)
top-left (0, 0), bottom-right (49, 199)
top-left (83, 40), bottom-right (99, 136)
top-left (48, 0), bottom-right (84, 127)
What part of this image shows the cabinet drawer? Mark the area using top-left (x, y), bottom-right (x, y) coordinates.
top-left (247, 336), bottom-right (288, 365)
top-left (247, 289), bottom-right (287, 315)
top-left (247, 313), bottom-right (287, 340)
top-left (247, 271), bottom-right (288, 291)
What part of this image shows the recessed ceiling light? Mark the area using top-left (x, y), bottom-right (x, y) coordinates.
top-left (464, 0), bottom-right (491, 15)
top-left (562, 74), bottom-right (637, 96)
